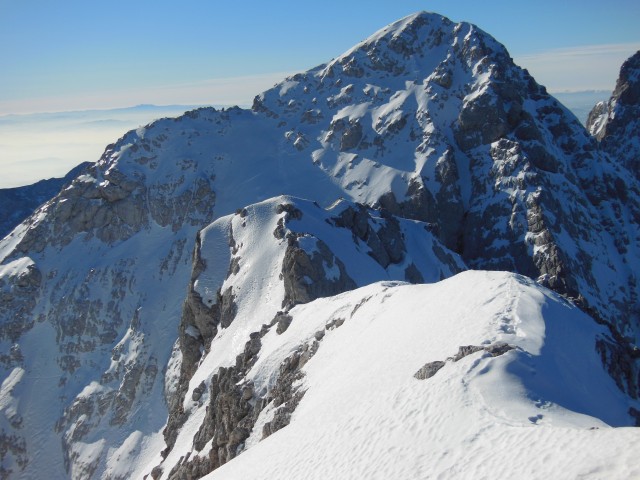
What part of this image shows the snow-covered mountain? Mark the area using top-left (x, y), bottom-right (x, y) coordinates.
top-left (587, 50), bottom-right (640, 176)
top-left (252, 14), bottom-right (640, 346)
top-left (0, 11), bottom-right (638, 480)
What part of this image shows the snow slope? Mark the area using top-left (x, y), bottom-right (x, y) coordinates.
top-left (149, 196), bottom-right (639, 479)
top-left (200, 271), bottom-right (640, 480)
top-left (176, 271), bottom-right (640, 479)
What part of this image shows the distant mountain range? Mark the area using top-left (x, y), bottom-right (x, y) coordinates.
top-left (0, 12), bottom-right (638, 480)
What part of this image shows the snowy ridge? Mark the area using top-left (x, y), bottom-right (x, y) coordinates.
top-left (153, 195), bottom-right (464, 478)
top-left (199, 271), bottom-right (639, 480)
top-left (0, 10), bottom-right (638, 480)
top-left (192, 194), bottom-right (464, 358)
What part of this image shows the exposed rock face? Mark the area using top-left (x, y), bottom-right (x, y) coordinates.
top-left (596, 336), bottom-right (640, 399)
top-left (0, 111), bottom-right (224, 478)
top-left (332, 203), bottom-right (405, 268)
top-left (582, 50), bottom-right (640, 393)
top-left (587, 50), bottom-right (640, 175)
top-left (0, 162), bottom-right (90, 239)
top-left (163, 302), bottom-right (339, 479)
top-left (414, 361), bottom-right (446, 380)
top-left (167, 333), bottom-right (263, 478)
top-left (11, 151), bottom-right (215, 255)
top-left (414, 342), bottom-right (515, 380)
top-left (281, 235), bottom-right (357, 309)
top-left (586, 101), bottom-right (608, 138)
top-left (0, 432), bottom-right (27, 479)
top-left (0, 259), bottom-right (41, 345)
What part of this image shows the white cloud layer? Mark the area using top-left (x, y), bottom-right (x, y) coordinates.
top-left (0, 72), bottom-right (293, 188)
top-left (0, 72), bottom-right (292, 116)
top-left (515, 42), bottom-right (640, 92)
top-left (0, 106), bottom-right (200, 187)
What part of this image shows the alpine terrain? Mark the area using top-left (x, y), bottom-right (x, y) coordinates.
top-left (0, 12), bottom-right (638, 480)
top-left (0, 162), bottom-right (91, 239)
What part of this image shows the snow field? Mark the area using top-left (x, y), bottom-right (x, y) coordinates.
top-left (203, 271), bottom-right (639, 480)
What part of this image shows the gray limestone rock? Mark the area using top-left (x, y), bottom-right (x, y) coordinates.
top-left (484, 342), bottom-right (516, 357)
top-left (455, 89), bottom-right (510, 150)
top-left (331, 203), bottom-right (407, 269)
top-left (404, 263), bottom-right (425, 283)
top-left (0, 262), bottom-right (41, 343)
top-left (281, 236), bottom-right (357, 310)
top-left (0, 432), bottom-right (28, 478)
top-left (275, 202), bottom-right (303, 221)
top-left (587, 51), bottom-right (640, 176)
top-left (274, 312), bottom-right (293, 335)
top-left (166, 321), bottom-right (322, 479)
top-left (629, 407), bottom-right (640, 427)
top-left (586, 101), bottom-right (608, 138)
top-left (374, 156), bottom-right (464, 252)
top-left (192, 382), bottom-right (206, 402)
top-left (450, 345), bottom-right (484, 362)
top-left (340, 120), bottom-right (363, 151)
top-left (167, 333), bottom-right (264, 479)
top-left (164, 242), bottom-right (241, 455)
top-left (596, 336), bottom-right (640, 400)
top-left (416, 343), bottom-right (516, 380)
top-left (0, 161), bottom-right (90, 239)
top-left (325, 317), bottom-right (345, 330)
top-left (414, 361), bottom-right (446, 380)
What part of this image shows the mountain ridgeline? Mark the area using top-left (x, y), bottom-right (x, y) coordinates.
top-left (0, 12), bottom-right (638, 480)
top-left (588, 50), bottom-right (640, 176)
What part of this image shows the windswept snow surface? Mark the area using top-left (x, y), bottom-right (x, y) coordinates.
top-left (201, 271), bottom-right (640, 480)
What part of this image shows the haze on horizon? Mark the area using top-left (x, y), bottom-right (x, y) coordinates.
top-left (1, 0), bottom-right (638, 187)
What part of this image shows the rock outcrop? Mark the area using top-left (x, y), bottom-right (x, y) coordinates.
top-left (414, 342), bottom-right (515, 379)
top-left (0, 162), bottom-right (90, 239)
top-left (587, 50), bottom-right (640, 175)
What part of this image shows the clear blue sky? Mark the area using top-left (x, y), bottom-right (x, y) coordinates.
top-left (1, 0), bottom-right (639, 114)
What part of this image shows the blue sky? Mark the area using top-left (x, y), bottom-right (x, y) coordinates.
top-left (1, 0), bottom-right (639, 115)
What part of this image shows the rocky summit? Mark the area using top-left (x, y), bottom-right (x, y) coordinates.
top-left (588, 50), bottom-right (640, 177)
top-left (0, 11), bottom-right (639, 480)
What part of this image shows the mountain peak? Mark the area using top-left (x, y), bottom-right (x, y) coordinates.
top-left (587, 50), bottom-right (640, 174)
top-left (315, 10), bottom-right (510, 83)
top-left (614, 50), bottom-right (640, 103)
